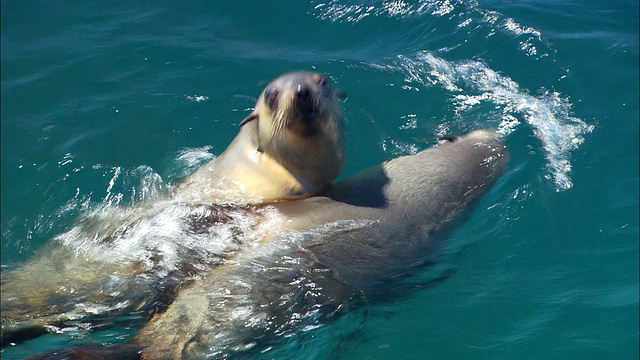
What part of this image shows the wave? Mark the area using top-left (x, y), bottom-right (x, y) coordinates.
top-left (364, 51), bottom-right (593, 190)
top-left (311, 0), bottom-right (552, 58)
top-left (311, 0), bottom-right (473, 22)
top-left (311, 1), bottom-right (592, 190)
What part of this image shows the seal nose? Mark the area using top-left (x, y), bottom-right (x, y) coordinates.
top-left (295, 84), bottom-right (312, 102)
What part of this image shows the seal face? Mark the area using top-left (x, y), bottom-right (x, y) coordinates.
top-left (247, 71), bottom-right (343, 139)
top-left (177, 71), bottom-right (346, 205)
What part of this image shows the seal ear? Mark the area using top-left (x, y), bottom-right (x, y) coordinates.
top-left (238, 112), bottom-right (264, 153)
top-left (336, 89), bottom-right (347, 101)
top-left (438, 135), bottom-right (458, 142)
top-left (238, 113), bottom-right (258, 127)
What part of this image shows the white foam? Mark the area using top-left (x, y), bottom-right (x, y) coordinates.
top-left (369, 51), bottom-right (593, 190)
top-left (55, 199), bottom-right (258, 276)
top-left (312, 0), bottom-right (472, 23)
top-left (52, 159), bottom-right (260, 275)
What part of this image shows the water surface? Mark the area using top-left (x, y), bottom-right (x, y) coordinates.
top-left (1, 0), bottom-right (638, 359)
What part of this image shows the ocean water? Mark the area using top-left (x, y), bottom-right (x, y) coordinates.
top-left (1, 0), bottom-right (638, 359)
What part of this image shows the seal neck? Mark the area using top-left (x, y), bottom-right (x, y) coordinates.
top-left (178, 124), bottom-right (323, 205)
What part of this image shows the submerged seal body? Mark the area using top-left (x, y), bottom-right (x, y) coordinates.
top-left (177, 71), bottom-right (346, 205)
top-left (129, 130), bottom-right (509, 359)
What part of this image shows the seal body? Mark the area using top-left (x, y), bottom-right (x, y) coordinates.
top-left (176, 71), bottom-right (346, 205)
top-left (131, 130), bottom-right (509, 359)
top-left (7, 130), bottom-right (507, 359)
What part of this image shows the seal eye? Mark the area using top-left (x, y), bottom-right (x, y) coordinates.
top-left (265, 88), bottom-right (279, 109)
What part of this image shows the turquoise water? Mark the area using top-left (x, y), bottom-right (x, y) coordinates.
top-left (1, 0), bottom-right (638, 359)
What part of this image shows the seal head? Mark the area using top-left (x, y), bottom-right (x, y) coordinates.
top-left (178, 71), bottom-right (346, 205)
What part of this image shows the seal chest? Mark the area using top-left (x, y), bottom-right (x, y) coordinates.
top-left (176, 71), bottom-right (346, 205)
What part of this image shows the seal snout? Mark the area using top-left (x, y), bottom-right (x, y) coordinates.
top-left (293, 83), bottom-right (320, 120)
top-left (251, 71), bottom-right (344, 137)
top-left (295, 84), bottom-right (312, 102)
top-left (267, 72), bottom-right (339, 118)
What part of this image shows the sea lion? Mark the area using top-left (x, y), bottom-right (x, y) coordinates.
top-left (0, 71), bottom-right (346, 347)
top-left (115, 130), bottom-right (509, 359)
top-left (18, 130), bottom-right (507, 359)
top-left (175, 71), bottom-right (346, 205)
top-left (3, 83), bottom-right (510, 359)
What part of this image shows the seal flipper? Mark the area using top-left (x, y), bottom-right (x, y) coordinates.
top-left (1, 323), bottom-right (50, 348)
top-left (25, 343), bottom-right (143, 360)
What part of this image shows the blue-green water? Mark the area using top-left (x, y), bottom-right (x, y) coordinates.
top-left (1, 0), bottom-right (638, 359)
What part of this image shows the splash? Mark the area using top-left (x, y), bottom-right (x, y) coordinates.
top-left (169, 146), bottom-right (215, 181)
top-left (381, 137), bottom-right (420, 156)
top-left (56, 200), bottom-right (258, 277)
top-left (385, 51), bottom-right (593, 190)
top-left (186, 95), bottom-right (209, 102)
top-left (52, 154), bottom-right (257, 275)
top-left (476, 9), bottom-right (550, 58)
